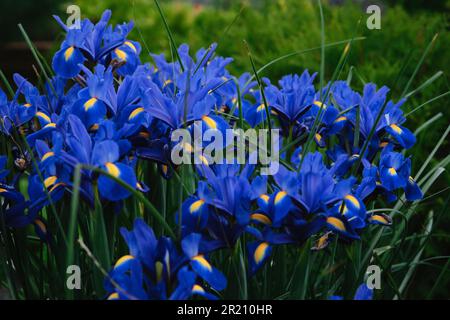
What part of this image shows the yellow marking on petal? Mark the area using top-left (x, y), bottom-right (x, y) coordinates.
top-left (124, 41), bottom-right (137, 53)
top-left (313, 101), bottom-right (327, 109)
top-left (189, 199), bottom-right (205, 214)
top-left (344, 194), bottom-right (360, 209)
top-left (254, 242), bottom-right (269, 264)
top-left (107, 293), bottom-right (119, 300)
top-left (388, 167), bottom-right (397, 176)
top-left (315, 133), bottom-right (322, 142)
top-left (256, 104), bottom-right (266, 112)
top-left (23, 103), bottom-right (32, 108)
top-left (44, 123), bottom-right (56, 129)
top-left (202, 115), bottom-right (217, 130)
top-left (0, 188), bottom-right (6, 193)
top-left (128, 107), bottom-right (144, 120)
top-left (370, 215), bottom-right (389, 225)
top-left (49, 182), bottom-right (65, 192)
top-left (326, 217), bottom-right (346, 232)
top-left (259, 194), bottom-right (269, 203)
top-left (64, 46), bottom-right (75, 61)
top-left (90, 124), bottom-right (99, 131)
top-left (334, 116), bottom-right (347, 123)
top-left (274, 190), bottom-right (287, 205)
top-left (41, 151), bottom-right (54, 162)
top-left (114, 255), bottom-right (134, 268)
top-left (192, 254), bottom-right (212, 272)
top-left (36, 112), bottom-right (51, 123)
top-left (34, 219), bottom-right (47, 234)
top-left (250, 213), bottom-right (272, 225)
top-left (339, 202), bottom-right (348, 215)
top-left (192, 284), bottom-right (205, 294)
top-left (379, 141), bottom-right (389, 148)
top-left (44, 176), bottom-right (57, 188)
top-left (155, 261), bottom-right (163, 282)
top-left (114, 48), bottom-right (127, 61)
top-left (317, 234), bottom-right (328, 248)
top-left (161, 164), bottom-right (168, 175)
top-left (232, 97), bottom-right (237, 104)
top-left (105, 162), bottom-right (120, 178)
top-left (390, 124), bottom-right (402, 134)
top-left (84, 97), bottom-right (98, 111)
top-left (163, 79), bottom-right (172, 87)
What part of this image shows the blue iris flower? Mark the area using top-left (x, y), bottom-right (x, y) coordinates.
top-left (106, 219), bottom-right (221, 300)
top-left (52, 10), bottom-right (133, 78)
top-left (379, 145), bottom-right (422, 200)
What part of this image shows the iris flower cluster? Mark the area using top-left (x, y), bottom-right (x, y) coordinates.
top-left (0, 11), bottom-right (422, 300)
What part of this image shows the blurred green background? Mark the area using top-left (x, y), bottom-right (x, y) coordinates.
top-left (0, 0), bottom-right (448, 298)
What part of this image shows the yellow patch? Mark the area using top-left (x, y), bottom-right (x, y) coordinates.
top-left (259, 194), bottom-right (269, 203)
top-left (192, 284), bottom-right (205, 294)
top-left (41, 151), bottom-right (54, 162)
top-left (163, 79), bottom-right (172, 87)
top-left (114, 255), bottom-right (134, 268)
top-left (202, 115), bottom-right (217, 130)
top-left (90, 124), bottom-right (99, 131)
top-left (315, 133), bottom-right (322, 142)
top-left (0, 188), bottom-right (6, 193)
top-left (344, 194), bottom-right (360, 209)
top-left (44, 176), bottom-right (57, 188)
top-left (84, 97), bottom-right (98, 111)
top-left (124, 41), bottom-right (137, 53)
top-left (64, 46), bottom-right (75, 61)
top-left (313, 101), bottom-right (327, 109)
top-left (256, 104), bottom-right (266, 112)
top-left (334, 116), bottom-right (347, 123)
top-left (36, 112), bottom-right (51, 123)
top-left (326, 217), bottom-right (346, 232)
top-left (339, 202), bottom-right (348, 215)
top-left (379, 141), bottom-right (389, 148)
top-left (105, 162), bottom-right (120, 178)
top-left (254, 242), bottom-right (269, 264)
top-left (114, 48), bottom-right (127, 61)
top-left (390, 124), bottom-right (402, 134)
top-left (49, 182), bottom-right (65, 193)
top-left (250, 213), bottom-right (272, 225)
top-left (107, 293), bottom-right (119, 300)
top-left (44, 123), bottom-right (56, 129)
top-left (370, 215), bottom-right (389, 224)
top-left (23, 103), bottom-right (32, 108)
top-left (189, 199), bottom-right (205, 214)
top-left (128, 107), bottom-right (144, 120)
top-left (192, 255), bottom-right (212, 272)
top-left (274, 190), bottom-right (287, 205)
top-left (388, 167), bottom-right (397, 176)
